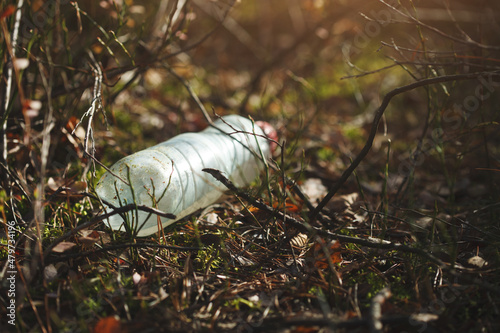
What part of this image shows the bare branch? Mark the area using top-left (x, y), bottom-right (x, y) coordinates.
top-left (167, 66), bottom-right (213, 125)
top-left (370, 287), bottom-right (392, 333)
top-left (379, 0), bottom-right (500, 50)
top-left (310, 71), bottom-right (500, 222)
top-left (73, 53), bottom-right (104, 157)
top-left (1, 0), bottom-right (25, 172)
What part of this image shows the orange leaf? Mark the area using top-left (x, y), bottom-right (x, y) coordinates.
top-left (93, 316), bottom-right (122, 333)
top-left (247, 206), bottom-right (260, 214)
top-left (272, 200), bottom-right (302, 213)
top-left (308, 239), bottom-right (342, 269)
top-left (65, 116), bottom-right (79, 132)
top-left (292, 326), bottom-right (318, 333)
top-left (113, 258), bottom-right (126, 265)
top-left (0, 5), bottom-right (15, 20)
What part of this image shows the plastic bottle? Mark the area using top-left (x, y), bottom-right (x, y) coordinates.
top-left (96, 115), bottom-right (274, 236)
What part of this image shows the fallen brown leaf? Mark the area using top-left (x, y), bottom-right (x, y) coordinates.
top-left (93, 316), bottom-right (123, 333)
top-left (51, 241), bottom-right (77, 253)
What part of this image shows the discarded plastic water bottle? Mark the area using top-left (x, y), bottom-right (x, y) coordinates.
top-left (96, 115), bottom-right (275, 236)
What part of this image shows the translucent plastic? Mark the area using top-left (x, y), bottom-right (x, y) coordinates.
top-left (96, 115), bottom-right (272, 236)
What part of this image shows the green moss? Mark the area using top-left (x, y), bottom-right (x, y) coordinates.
top-left (194, 244), bottom-right (225, 271)
top-left (113, 111), bottom-right (149, 153)
top-left (227, 297), bottom-right (261, 311)
top-left (363, 271), bottom-right (387, 299)
top-left (343, 125), bottom-right (365, 145)
top-left (317, 146), bottom-right (337, 162)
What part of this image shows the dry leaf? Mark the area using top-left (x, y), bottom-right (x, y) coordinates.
top-left (467, 256), bottom-right (488, 268)
top-left (70, 181), bottom-right (87, 192)
top-left (78, 230), bottom-right (110, 247)
top-left (0, 5), bottom-right (16, 19)
top-left (46, 177), bottom-right (59, 192)
top-left (24, 99), bottom-right (41, 118)
top-left (360, 181), bottom-right (382, 194)
top-left (307, 238), bottom-right (342, 269)
top-left (327, 192), bottom-right (360, 211)
top-left (203, 212), bottom-right (218, 225)
top-left (133, 272), bottom-right (142, 285)
top-left (52, 241), bottom-right (77, 253)
top-left (290, 233), bottom-right (308, 249)
top-left (272, 200), bottom-right (302, 213)
top-left (14, 58), bottom-right (30, 71)
top-left (410, 313), bottom-right (439, 323)
top-left (158, 286), bottom-right (169, 301)
top-left (45, 177), bottom-right (87, 196)
top-left (300, 178), bottom-right (327, 205)
top-left (44, 264), bottom-right (58, 282)
top-left (93, 316), bottom-right (122, 333)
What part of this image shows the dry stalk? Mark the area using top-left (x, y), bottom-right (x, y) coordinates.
top-left (43, 202), bottom-right (177, 261)
top-left (310, 71), bottom-right (500, 222)
top-left (0, 0), bottom-right (24, 280)
top-left (369, 287), bottom-right (392, 333)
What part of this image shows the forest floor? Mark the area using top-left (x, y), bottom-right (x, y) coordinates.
top-left (1, 1), bottom-right (500, 332)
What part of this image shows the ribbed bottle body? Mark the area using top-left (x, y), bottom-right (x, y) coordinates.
top-left (96, 115), bottom-right (270, 236)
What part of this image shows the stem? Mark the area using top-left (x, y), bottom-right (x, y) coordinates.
top-left (1, 0), bottom-right (24, 180)
top-left (309, 71), bottom-right (500, 222)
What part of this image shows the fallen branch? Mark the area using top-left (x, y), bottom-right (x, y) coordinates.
top-left (203, 167), bottom-right (500, 295)
top-left (203, 168), bottom-right (443, 262)
top-left (369, 287), bottom-right (392, 333)
top-left (253, 313), bottom-right (438, 332)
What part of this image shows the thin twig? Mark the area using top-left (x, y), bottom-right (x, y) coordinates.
top-left (73, 53), bottom-right (103, 157)
top-left (310, 71), bottom-right (500, 222)
top-left (43, 204), bottom-right (176, 261)
top-left (86, 153), bottom-right (130, 186)
top-left (167, 66), bottom-right (213, 125)
top-left (203, 168), bottom-right (443, 263)
top-left (0, 2), bottom-right (25, 258)
top-left (253, 314), bottom-right (437, 332)
top-left (379, 0), bottom-right (500, 50)
top-left (46, 242), bottom-right (201, 263)
top-left (215, 114), bottom-right (280, 150)
top-left (369, 287), bottom-right (391, 333)
top-left (163, 0), bottom-right (235, 61)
